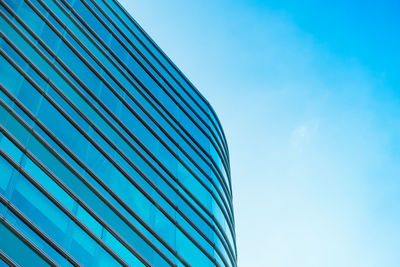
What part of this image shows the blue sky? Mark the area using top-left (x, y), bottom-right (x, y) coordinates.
top-left (119, 1), bottom-right (400, 266)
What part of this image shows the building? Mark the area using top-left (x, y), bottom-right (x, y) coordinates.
top-left (0, 0), bottom-right (236, 266)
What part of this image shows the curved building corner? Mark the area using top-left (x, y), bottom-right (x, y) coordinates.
top-left (0, 0), bottom-right (236, 266)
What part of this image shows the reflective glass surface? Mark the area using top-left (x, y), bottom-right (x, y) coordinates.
top-left (0, 0), bottom-right (236, 266)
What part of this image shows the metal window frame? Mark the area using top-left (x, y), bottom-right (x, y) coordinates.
top-left (0, 11), bottom-right (236, 264)
top-left (0, 148), bottom-right (129, 266)
top-left (37, 0), bottom-right (235, 226)
top-left (0, 192), bottom-right (80, 267)
top-left (1, 44), bottom-right (220, 266)
top-left (1, 0), bottom-right (237, 264)
top-left (0, 127), bottom-right (151, 267)
top-left (0, 94), bottom-right (180, 266)
top-left (106, 0), bottom-right (231, 162)
top-left (54, 0), bottom-right (234, 210)
top-left (9, 0), bottom-right (237, 247)
top-left (89, 0), bottom-right (231, 174)
top-left (0, 248), bottom-right (18, 267)
top-left (0, 215), bottom-right (57, 267)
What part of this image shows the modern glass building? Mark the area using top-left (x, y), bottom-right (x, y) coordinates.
top-left (0, 0), bottom-right (236, 266)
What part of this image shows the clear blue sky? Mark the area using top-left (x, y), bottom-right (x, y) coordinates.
top-left (119, 1), bottom-right (400, 266)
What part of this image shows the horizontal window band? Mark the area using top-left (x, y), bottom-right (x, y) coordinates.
top-left (0, 148), bottom-right (129, 266)
top-left (0, 126), bottom-right (153, 267)
top-left (78, 0), bottom-right (233, 203)
top-left (87, 0), bottom-right (231, 170)
top-left (55, 0), bottom-right (233, 204)
top-left (1, 3), bottom-right (236, 264)
top-left (60, 0), bottom-right (232, 188)
top-left (0, 191), bottom-right (80, 267)
top-left (51, 0), bottom-right (236, 244)
top-left (94, 0), bottom-right (233, 204)
top-left (1, 0), bottom-right (234, 231)
top-left (0, 5), bottom-right (234, 264)
top-left (98, 1), bottom-right (236, 257)
top-left (0, 95), bottom-right (183, 266)
top-left (35, 0), bottom-right (235, 221)
top-left (0, 48), bottom-right (221, 266)
top-left (105, 0), bottom-right (231, 160)
top-left (0, 248), bottom-right (18, 267)
top-left (2, 0), bottom-right (237, 263)
top-left (0, 215), bottom-right (57, 267)
top-left (0, 68), bottom-right (183, 266)
top-left (0, 20), bottom-right (236, 264)
top-left (0, 2), bottom-right (238, 247)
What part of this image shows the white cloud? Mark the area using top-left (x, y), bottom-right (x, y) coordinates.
top-left (119, 1), bottom-right (400, 266)
top-left (291, 122), bottom-right (318, 150)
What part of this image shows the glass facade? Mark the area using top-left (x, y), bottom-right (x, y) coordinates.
top-left (0, 0), bottom-right (236, 266)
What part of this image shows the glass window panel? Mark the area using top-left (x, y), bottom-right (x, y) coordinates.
top-left (1, 99), bottom-right (170, 263)
top-left (13, 1), bottom-right (43, 34)
top-left (0, 204), bottom-right (71, 266)
top-left (33, 1), bottom-right (225, 218)
top-left (176, 230), bottom-right (213, 267)
top-left (0, 133), bottom-right (23, 164)
top-left (2, 0), bottom-right (236, 264)
top-left (39, 22), bottom-right (61, 53)
top-left (2, 109), bottom-right (30, 148)
top-left (0, 219), bottom-right (50, 267)
top-left (23, 157), bottom-right (75, 211)
top-left (0, 154), bottom-right (14, 193)
top-left (12, 175), bottom-right (69, 239)
top-left (0, 55), bottom-right (23, 95)
top-left (69, 224), bottom-right (97, 265)
top-left (3, 0), bottom-right (22, 12)
top-left (75, 206), bottom-right (102, 237)
top-left (102, 231), bottom-right (145, 267)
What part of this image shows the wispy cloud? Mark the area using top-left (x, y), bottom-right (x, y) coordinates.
top-left (121, 1), bottom-right (400, 266)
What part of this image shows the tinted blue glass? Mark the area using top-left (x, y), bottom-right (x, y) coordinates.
top-left (0, 218), bottom-right (51, 267)
top-left (9, 168), bottom-right (120, 265)
top-left (98, 0), bottom-right (222, 144)
top-left (0, 202), bottom-right (71, 266)
top-left (0, 55), bottom-right (24, 95)
top-left (6, 102), bottom-right (177, 262)
top-left (39, 0), bottom-right (228, 216)
top-left (0, 153), bottom-right (14, 195)
top-left (0, 256), bottom-right (9, 267)
top-left (57, 0), bottom-right (218, 167)
top-left (13, 1), bottom-right (43, 34)
top-left (1, 0), bottom-right (236, 264)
